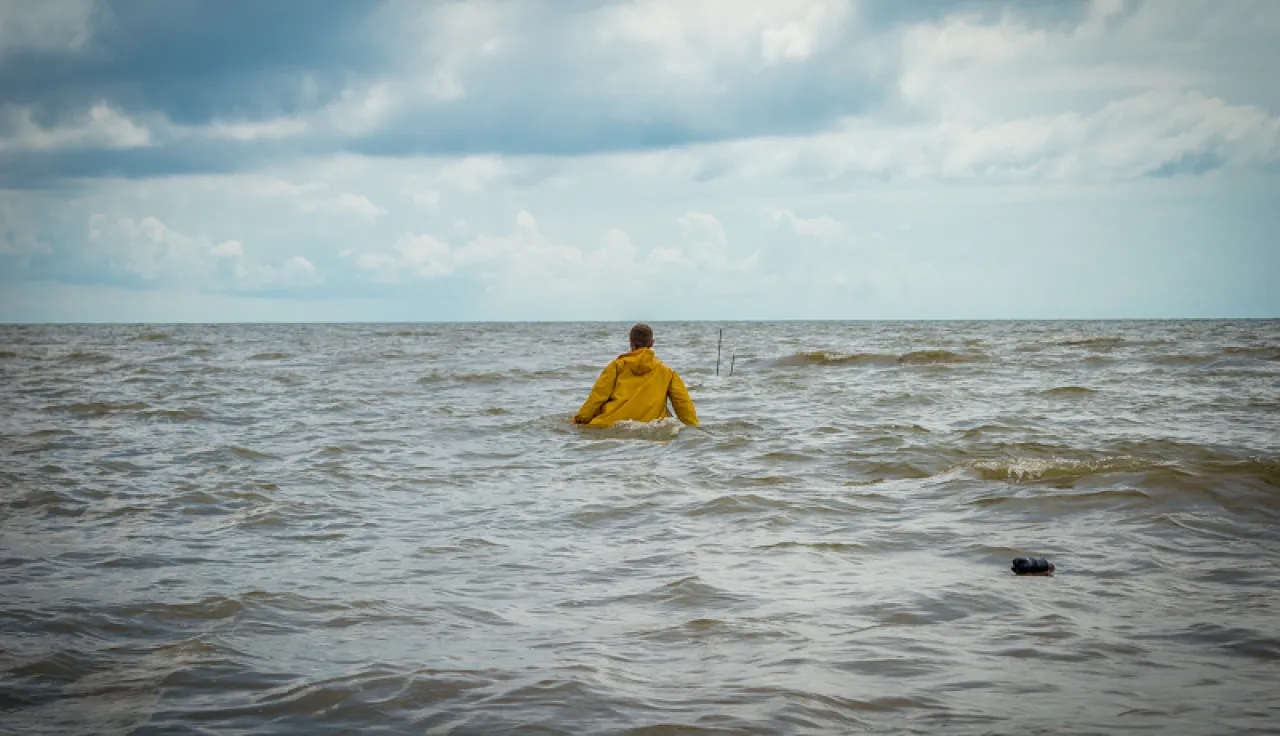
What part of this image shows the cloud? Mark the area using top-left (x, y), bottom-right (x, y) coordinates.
top-left (595, 0), bottom-right (855, 72)
top-left (436, 155), bottom-right (510, 193)
top-left (0, 0), bottom-right (381, 126)
top-left (0, 102), bottom-right (151, 152)
top-left (403, 186), bottom-right (441, 212)
top-left (4, 0), bottom-right (1276, 186)
top-left (349, 232), bottom-right (453, 282)
top-left (87, 213), bottom-right (324, 290)
top-left (241, 177), bottom-right (328, 199)
top-left (325, 192), bottom-right (388, 219)
top-left (222, 177), bottom-right (387, 220)
top-left (233, 254), bottom-right (322, 291)
top-left (345, 208), bottom-right (768, 305)
top-left (631, 87), bottom-right (1280, 185)
top-left (194, 117), bottom-right (311, 142)
top-left (0, 0), bottom-right (96, 56)
top-left (0, 0), bottom-right (894, 181)
top-left (0, 192), bottom-right (50, 254)
top-left (767, 208), bottom-right (845, 239)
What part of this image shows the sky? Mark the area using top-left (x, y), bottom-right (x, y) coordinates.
top-left (0, 0), bottom-right (1277, 322)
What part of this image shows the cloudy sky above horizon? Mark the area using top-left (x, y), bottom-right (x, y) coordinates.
top-left (1, 0), bottom-right (1277, 322)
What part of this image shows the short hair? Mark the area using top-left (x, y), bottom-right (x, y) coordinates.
top-left (629, 323), bottom-right (654, 349)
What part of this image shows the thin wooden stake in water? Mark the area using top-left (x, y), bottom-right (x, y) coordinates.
top-left (716, 329), bottom-right (723, 376)
top-left (729, 354), bottom-right (735, 377)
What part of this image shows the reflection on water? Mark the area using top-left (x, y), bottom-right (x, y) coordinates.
top-left (1, 320), bottom-right (1278, 734)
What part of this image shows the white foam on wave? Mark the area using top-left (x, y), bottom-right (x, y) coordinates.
top-left (972, 455), bottom-right (1149, 481)
top-left (592, 417), bottom-right (686, 442)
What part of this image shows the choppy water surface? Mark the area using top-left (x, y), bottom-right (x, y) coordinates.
top-left (2, 321), bottom-right (1278, 735)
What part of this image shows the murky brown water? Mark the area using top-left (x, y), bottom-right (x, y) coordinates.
top-left (2, 321), bottom-right (1278, 734)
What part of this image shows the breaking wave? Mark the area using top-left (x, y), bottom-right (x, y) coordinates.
top-left (581, 417), bottom-right (687, 441)
top-left (971, 456), bottom-right (1162, 482)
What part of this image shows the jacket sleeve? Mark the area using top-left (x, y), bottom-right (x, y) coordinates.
top-left (667, 370), bottom-right (699, 426)
top-left (573, 362), bottom-right (617, 423)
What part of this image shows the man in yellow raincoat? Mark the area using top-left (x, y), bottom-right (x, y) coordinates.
top-left (572, 323), bottom-right (699, 428)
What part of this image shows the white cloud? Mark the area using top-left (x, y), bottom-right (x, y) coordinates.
top-left (195, 117), bottom-right (311, 142)
top-left (0, 103), bottom-right (152, 152)
top-left (343, 205), bottom-right (773, 305)
top-left (436, 156), bottom-right (510, 192)
top-left (241, 178), bottom-right (329, 199)
top-left (353, 232), bottom-right (453, 282)
top-left (594, 0), bottom-right (854, 78)
top-left (242, 181), bottom-right (387, 220)
top-left (87, 213), bottom-right (323, 290)
top-left (211, 240), bottom-right (243, 258)
top-left (328, 193), bottom-right (389, 219)
top-left (325, 82), bottom-right (398, 136)
top-left (404, 187), bottom-right (441, 212)
top-left (678, 211), bottom-right (728, 264)
top-left (760, 1), bottom-right (852, 63)
top-left (234, 255), bottom-right (323, 290)
top-left (767, 208), bottom-right (845, 240)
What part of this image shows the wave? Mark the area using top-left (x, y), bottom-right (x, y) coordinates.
top-left (419, 371), bottom-right (506, 384)
top-left (247, 352), bottom-right (292, 361)
top-left (1039, 386), bottom-right (1097, 396)
top-left (46, 401), bottom-right (149, 415)
top-left (755, 541), bottom-right (867, 553)
top-left (62, 351), bottom-right (113, 363)
top-left (775, 350), bottom-right (987, 366)
top-left (583, 417), bottom-right (686, 441)
top-left (649, 575), bottom-right (742, 607)
top-left (1223, 346), bottom-right (1280, 359)
top-left (139, 407), bottom-right (207, 422)
top-left (961, 424), bottom-right (1020, 438)
top-left (775, 351), bottom-right (899, 366)
top-left (456, 372), bottom-right (507, 384)
top-left (971, 456), bottom-right (1160, 482)
top-left (1199, 457), bottom-right (1280, 489)
top-left (374, 329), bottom-right (439, 337)
top-left (1055, 337), bottom-right (1126, 348)
top-left (1150, 354), bottom-right (1218, 366)
top-left (898, 350), bottom-right (988, 364)
top-left (229, 446), bottom-right (278, 461)
top-left (965, 453), bottom-right (1280, 491)
top-left (876, 423), bottom-right (931, 434)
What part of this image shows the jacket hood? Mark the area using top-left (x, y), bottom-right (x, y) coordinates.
top-left (617, 347), bottom-right (658, 375)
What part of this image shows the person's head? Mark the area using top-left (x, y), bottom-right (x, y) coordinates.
top-left (629, 323), bottom-right (654, 351)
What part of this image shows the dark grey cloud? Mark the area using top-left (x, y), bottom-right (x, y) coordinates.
top-left (0, 141), bottom-right (285, 189)
top-left (0, 0), bottom-right (385, 126)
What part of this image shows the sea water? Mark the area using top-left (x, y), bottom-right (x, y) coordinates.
top-left (2, 321), bottom-right (1278, 734)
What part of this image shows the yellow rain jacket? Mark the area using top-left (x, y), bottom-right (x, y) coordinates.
top-left (572, 347), bottom-right (699, 428)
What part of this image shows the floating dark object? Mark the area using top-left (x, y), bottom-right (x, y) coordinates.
top-left (1012, 557), bottom-right (1055, 575)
